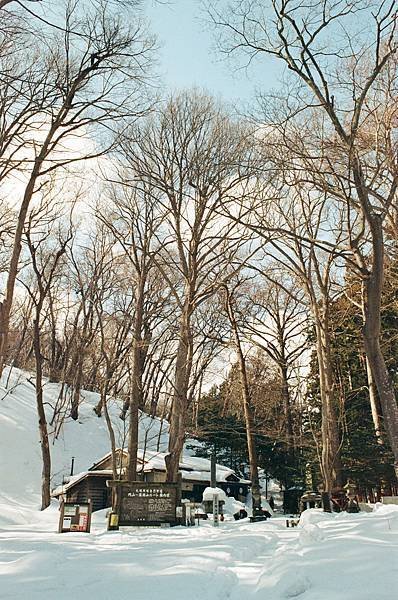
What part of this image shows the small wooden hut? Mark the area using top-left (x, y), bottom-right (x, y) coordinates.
top-left (52, 449), bottom-right (250, 512)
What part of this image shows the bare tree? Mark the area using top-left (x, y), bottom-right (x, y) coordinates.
top-left (65, 250), bottom-right (101, 417)
top-left (98, 176), bottom-right (167, 481)
top-left (210, 0), bottom-right (398, 479)
top-left (242, 272), bottom-right (308, 450)
top-left (21, 195), bottom-right (73, 509)
top-left (0, 0), bottom-right (155, 374)
top-left (223, 281), bottom-right (264, 518)
top-left (226, 184), bottom-right (345, 491)
top-left (121, 91), bottom-right (257, 482)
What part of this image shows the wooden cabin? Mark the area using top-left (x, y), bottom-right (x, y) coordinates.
top-left (52, 449), bottom-right (251, 512)
top-left (53, 470), bottom-right (112, 512)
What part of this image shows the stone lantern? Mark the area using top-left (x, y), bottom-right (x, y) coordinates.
top-left (300, 490), bottom-right (322, 512)
top-left (344, 480), bottom-right (360, 513)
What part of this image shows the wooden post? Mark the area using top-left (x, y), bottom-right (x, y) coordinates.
top-left (58, 499), bottom-right (65, 534)
top-left (211, 448), bottom-right (216, 488)
top-left (322, 492), bottom-right (332, 513)
top-left (213, 493), bottom-right (219, 528)
top-left (176, 473), bottom-right (182, 507)
top-left (87, 499), bottom-right (92, 532)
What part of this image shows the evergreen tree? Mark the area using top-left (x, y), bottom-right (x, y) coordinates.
top-left (189, 357), bottom-right (305, 488)
top-left (304, 264), bottom-right (398, 495)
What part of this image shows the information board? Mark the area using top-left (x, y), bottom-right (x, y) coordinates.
top-left (58, 501), bottom-right (92, 533)
top-left (115, 482), bottom-right (180, 526)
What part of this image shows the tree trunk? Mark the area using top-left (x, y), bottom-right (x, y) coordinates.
top-left (279, 362), bottom-right (294, 448)
top-left (120, 327), bottom-right (151, 420)
top-left (70, 356), bottom-right (83, 421)
top-left (225, 289), bottom-right (263, 517)
top-left (365, 355), bottom-right (384, 444)
top-left (314, 302), bottom-right (343, 492)
top-left (101, 381), bottom-right (121, 510)
top-left (361, 217), bottom-right (398, 479)
top-left (126, 279), bottom-right (145, 482)
top-left (33, 313), bottom-right (51, 511)
top-left (165, 300), bottom-right (193, 483)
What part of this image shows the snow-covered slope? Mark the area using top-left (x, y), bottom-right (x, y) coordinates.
top-left (0, 367), bottom-right (169, 515)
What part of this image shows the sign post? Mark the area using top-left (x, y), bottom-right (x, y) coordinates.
top-left (211, 448), bottom-right (216, 488)
top-left (181, 498), bottom-right (190, 526)
top-left (107, 481), bottom-right (180, 527)
top-left (58, 500), bottom-right (92, 533)
top-left (213, 493), bottom-right (219, 528)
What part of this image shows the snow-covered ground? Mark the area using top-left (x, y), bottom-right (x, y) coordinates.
top-left (1, 368), bottom-right (398, 600)
top-left (1, 504), bottom-right (398, 600)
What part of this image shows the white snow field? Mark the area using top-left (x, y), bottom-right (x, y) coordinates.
top-left (1, 369), bottom-right (398, 600)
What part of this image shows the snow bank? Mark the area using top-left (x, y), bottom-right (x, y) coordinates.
top-left (373, 502), bottom-right (398, 515)
top-left (299, 521), bottom-right (325, 544)
top-left (256, 507), bottom-right (398, 599)
top-left (223, 496), bottom-right (246, 517)
top-left (202, 486), bottom-right (227, 502)
top-left (299, 507), bottom-right (334, 527)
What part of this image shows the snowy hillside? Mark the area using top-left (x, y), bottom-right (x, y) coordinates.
top-left (0, 367), bottom-right (169, 517)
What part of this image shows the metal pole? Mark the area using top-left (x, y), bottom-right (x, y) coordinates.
top-left (70, 456), bottom-right (75, 476)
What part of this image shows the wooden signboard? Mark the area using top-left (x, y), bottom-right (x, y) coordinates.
top-left (58, 500), bottom-right (92, 533)
top-left (109, 481), bottom-right (180, 526)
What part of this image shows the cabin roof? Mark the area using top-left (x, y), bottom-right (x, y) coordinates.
top-left (52, 470), bottom-right (112, 497)
top-left (53, 448), bottom-right (251, 496)
top-left (88, 448), bottom-right (135, 471)
top-left (137, 449), bottom-right (251, 484)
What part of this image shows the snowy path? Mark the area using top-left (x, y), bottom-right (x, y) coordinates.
top-left (1, 506), bottom-right (398, 600)
top-left (0, 512), bottom-right (283, 600)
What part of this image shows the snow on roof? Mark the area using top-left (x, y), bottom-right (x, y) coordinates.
top-left (88, 449), bottom-right (127, 470)
top-left (136, 449), bottom-right (248, 483)
top-left (89, 448), bottom-right (147, 471)
top-left (202, 487), bottom-right (227, 502)
top-left (67, 448), bottom-right (250, 487)
top-left (52, 469), bottom-right (112, 497)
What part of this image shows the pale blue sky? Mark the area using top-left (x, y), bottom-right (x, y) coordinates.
top-left (144, 0), bottom-right (282, 105)
top-left (36, 0), bottom-right (281, 106)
